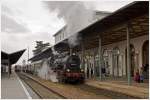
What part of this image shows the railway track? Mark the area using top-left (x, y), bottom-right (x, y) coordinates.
top-left (18, 73), bottom-right (138, 99)
top-left (18, 73), bottom-right (66, 99)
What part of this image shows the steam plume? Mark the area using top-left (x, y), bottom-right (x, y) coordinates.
top-left (44, 1), bottom-right (94, 48)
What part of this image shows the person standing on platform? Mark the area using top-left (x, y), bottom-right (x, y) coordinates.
top-left (140, 67), bottom-right (144, 83)
top-left (134, 69), bottom-right (140, 83)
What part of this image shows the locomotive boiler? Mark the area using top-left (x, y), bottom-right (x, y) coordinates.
top-left (51, 53), bottom-right (85, 83)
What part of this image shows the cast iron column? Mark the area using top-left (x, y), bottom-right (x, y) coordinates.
top-left (126, 24), bottom-right (131, 85)
top-left (8, 57), bottom-right (10, 77)
top-left (98, 36), bottom-right (102, 80)
top-left (81, 41), bottom-right (85, 69)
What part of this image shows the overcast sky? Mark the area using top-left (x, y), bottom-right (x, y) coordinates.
top-left (1, 0), bottom-right (134, 65)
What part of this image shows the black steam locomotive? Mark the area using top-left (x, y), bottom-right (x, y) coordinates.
top-left (51, 53), bottom-right (85, 83)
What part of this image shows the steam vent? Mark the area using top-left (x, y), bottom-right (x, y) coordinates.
top-left (1, 1), bottom-right (149, 99)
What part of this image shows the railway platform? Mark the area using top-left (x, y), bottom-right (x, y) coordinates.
top-left (85, 78), bottom-right (149, 99)
top-left (1, 71), bottom-right (32, 99)
top-left (20, 72), bottom-right (109, 99)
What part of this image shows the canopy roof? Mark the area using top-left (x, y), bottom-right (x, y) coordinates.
top-left (1, 49), bottom-right (26, 65)
top-left (29, 47), bottom-right (52, 62)
top-left (54, 1), bottom-right (149, 51)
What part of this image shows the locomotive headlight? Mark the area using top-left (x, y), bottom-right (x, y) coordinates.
top-left (81, 69), bottom-right (84, 72)
top-left (66, 69), bottom-right (70, 72)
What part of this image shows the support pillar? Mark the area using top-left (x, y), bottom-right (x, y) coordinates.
top-left (112, 54), bottom-right (114, 77)
top-left (93, 50), bottom-right (96, 77)
top-left (126, 24), bottom-right (131, 85)
top-left (81, 41), bottom-right (85, 69)
top-left (121, 54), bottom-right (124, 77)
top-left (70, 48), bottom-right (73, 56)
top-left (8, 59), bottom-right (11, 77)
top-left (34, 64), bottom-right (35, 75)
top-left (98, 36), bottom-right (102, 80)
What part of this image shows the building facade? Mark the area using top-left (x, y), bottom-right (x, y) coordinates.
top-left (79, 35), bottom-right (148, 79)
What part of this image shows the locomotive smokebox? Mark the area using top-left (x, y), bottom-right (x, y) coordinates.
top-left (53, 53), bottom-right (84, 83)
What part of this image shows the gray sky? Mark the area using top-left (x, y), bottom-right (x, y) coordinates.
top-left (1, 0), bottom-right (133, 65)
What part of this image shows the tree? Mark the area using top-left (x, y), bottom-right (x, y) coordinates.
top-left (32, 41), bottom-right (50, 56)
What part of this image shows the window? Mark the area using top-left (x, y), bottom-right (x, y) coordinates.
top-left (56, 35), bottom-right (59, 43)
top-left (112, 47), bottom-right (120, 76)
top-left (62, 32), bottom-right (64, 39)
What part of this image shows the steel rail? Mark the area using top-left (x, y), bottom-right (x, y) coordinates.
top-left (18, 73), bottom-right (67, 99)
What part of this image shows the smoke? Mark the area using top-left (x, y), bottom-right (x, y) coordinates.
top-left (62, 55), bottom-right (69, 63)
top-left (48, 67), bottom-right (58, 82)
top-left (38, 59), bottom-right (49, 80)
top-left (38, 59), bottom-right (58, 82)
top-left (43, 1), bottom-right (94, 48)
top-left (51, 46), bottom-right (59, 55)
top-left (68, 33), bottom-right (82, 48)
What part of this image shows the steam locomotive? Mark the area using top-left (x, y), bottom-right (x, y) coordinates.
top-left (15, 52), bottom-right (85, 83)
top-left (51, 53), bottom-right (85, 83)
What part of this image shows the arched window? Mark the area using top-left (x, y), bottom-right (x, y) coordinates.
top-left (103, 49), bottom-right (109, 76)
top-left (142, 40), bottom-right (149, 66)
top-left (112, 47), bottom-right (120, 76)
top-left (103, 49), bottom-right (109, 57)
top-left (142, 40), bottom-right (149, 79)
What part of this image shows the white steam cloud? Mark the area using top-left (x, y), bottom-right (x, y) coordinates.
top-left (44, 1), bottom-right (95, 48)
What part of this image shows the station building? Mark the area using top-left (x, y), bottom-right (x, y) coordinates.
top-left (52, 1), bottom-right (149, 81)
top-left (29, 1), bottom-right (149, 84)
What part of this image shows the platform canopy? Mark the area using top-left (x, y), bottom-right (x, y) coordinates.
top-left (1, 49), bottom-right (26, 65)
top-left (29, 48), bottom-right (53, 62)
top-left (53, 1), bottom-right (149, 51)
top-left (80, 1), bottom-right (149, 49)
